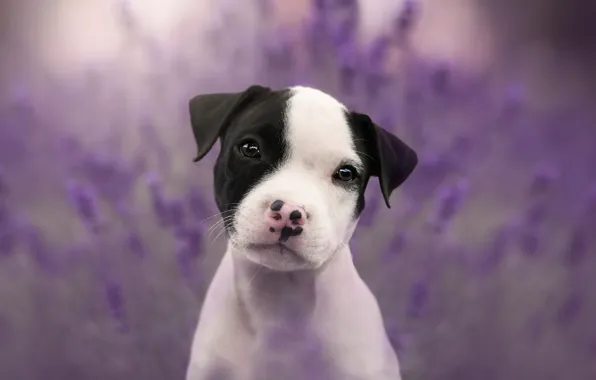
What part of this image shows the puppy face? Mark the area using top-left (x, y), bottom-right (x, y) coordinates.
top-left (188, 85), bottom-right (417, 271)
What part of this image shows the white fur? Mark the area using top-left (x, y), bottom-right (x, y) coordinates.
top-left (186, 87), bottom-right (401, 380)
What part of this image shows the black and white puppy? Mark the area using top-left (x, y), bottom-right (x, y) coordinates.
top-left (185, 85), bottom-right (417, 380)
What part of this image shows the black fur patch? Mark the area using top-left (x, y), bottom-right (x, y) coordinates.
top-left (213, 89), bottom-right (292, 229)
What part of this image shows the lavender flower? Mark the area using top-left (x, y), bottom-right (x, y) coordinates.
top-left (326, 0), bottom-right (358, 48)
top-left (126, 231), bottom-right (147, 259)
top-left (184, 226), bottom-right (204, 258)
top-left (104, 279), bottom-right (128, 332)
top-left (430, 61), bottom-right (451, 94)
top-left (406, 277), bottom-right (429, 318)
top-left (167, 198), bottom-right (186, 231)
top-left (79, 153), bottom-right (135, 205)
top-left (519, 227), bottom-right (541, 256)
top-left (555, 292), bottom-right (583, 327)
top-left (66, 180), bottom-right (99, 230)
top-left (394, 0), bottom-right (419, 39)
top-left (147, 172), bottom-right (170, 227)
top-left (478, 225), bottom-right (512, 274)
top-left (384, 232), bottom-right (408, 259)
top-left (432, 179), bottom-right (469, 230)
top-left (23, 226), bottom-right (53, 272)
top-left (313, 0), bottom-right (326, 12)
top-left (564, 228), bottom-right (587, 266)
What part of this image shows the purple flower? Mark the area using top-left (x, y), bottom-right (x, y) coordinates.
top-left (478, 225), bottom-right (511, 274)
top-left (324, 1), bottom-right (358, 48)
top-left (66, 180), bottom-right (99, 229)
top-left (555, 292), bottom-right (583, 327)
top-left (519, 228), bottom-right (541, 256)
top-left (126, 231), bottom-right (147, 259)
top-left (406, 277), bottom-right (429, 318)
top-left (147, 173), bottom-right (170, 226)
top-left (384, 232), bottom-right (408, 258)
top-left (394, 0), bottom-right (419, 38)
top-left (78, 153), bottom-right (136, 205)
top-left (448, 134), bottom-right (472, 164)
top-left (167, 198), bottom-right (186, 230)
top-left (313, 0), bottom-right (326, 11)
top-left (433, 179), bottom-right (469, 228)
top-left (430, 62), bottom-right (451, 94)
top-left (23, 226), bottom-right (53, 272)
top-left (104, 279), bottom-right (127, 331)
top-left (184, 226), bottom-right (204, 258)
top-left (564, 228), bottom-right (587, 266)
top-left (368, 35), bottom-right (391, 67)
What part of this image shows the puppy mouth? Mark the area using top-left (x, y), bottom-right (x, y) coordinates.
top-left (246, 242), bottom-right (302, 258)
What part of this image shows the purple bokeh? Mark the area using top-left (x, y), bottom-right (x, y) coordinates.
top-left (0, 1), bottom-right (594, 379)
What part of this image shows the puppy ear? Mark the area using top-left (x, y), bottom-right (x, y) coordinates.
top-left (188, 85), bottom-right (270, 162)
top-left (351, 112), bottom-right (418, 208)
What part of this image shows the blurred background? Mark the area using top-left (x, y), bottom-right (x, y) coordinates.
top-left (0, 0), bottom-right (595, 379)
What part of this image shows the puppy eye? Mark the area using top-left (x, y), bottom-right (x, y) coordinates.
top-left (333, 165), bottom-right (358, 182)
top-left (239, 140), bottom-right (261, 159)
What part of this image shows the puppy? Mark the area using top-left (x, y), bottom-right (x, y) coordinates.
top-left (185, 85), bottom-right (417, 380)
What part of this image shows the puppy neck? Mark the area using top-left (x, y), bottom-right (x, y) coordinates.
top-left (228, 242), bottom-right (354, 334)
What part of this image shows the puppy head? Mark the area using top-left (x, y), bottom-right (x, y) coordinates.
top-left (189, 85), bottom-right (417, 271)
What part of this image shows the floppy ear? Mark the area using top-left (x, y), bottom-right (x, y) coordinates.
top-left (351, 112), bottom-right (418, 208)
top-left (188, 85), bottom-right (270, 162)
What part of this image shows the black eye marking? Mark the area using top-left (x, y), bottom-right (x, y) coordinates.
top-left (333, 165), bottom-right (359, 182)
top-left (239, 140), bottom-right (261, 159)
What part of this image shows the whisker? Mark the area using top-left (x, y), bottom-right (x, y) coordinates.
top-left (354, 149), bottom-right (375, 162)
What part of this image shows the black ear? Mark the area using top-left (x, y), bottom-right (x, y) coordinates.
top-left (188, 85), bottom-right (270, 162)
top-left (351, 112), bottom-right (418, 208)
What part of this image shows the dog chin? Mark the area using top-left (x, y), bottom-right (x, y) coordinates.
top-left (230, 236), bottom-right (330, 272)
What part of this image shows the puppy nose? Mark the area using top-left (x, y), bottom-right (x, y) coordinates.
top-left (265, 200), bottom-right (307, 241)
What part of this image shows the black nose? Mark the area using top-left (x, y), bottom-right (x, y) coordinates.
top-left (279, 226), bottom-right (303, 243)
top-left (270, 199), bottom-right (284, 212)
top-left (289, 210), bottom-right (302, 221)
